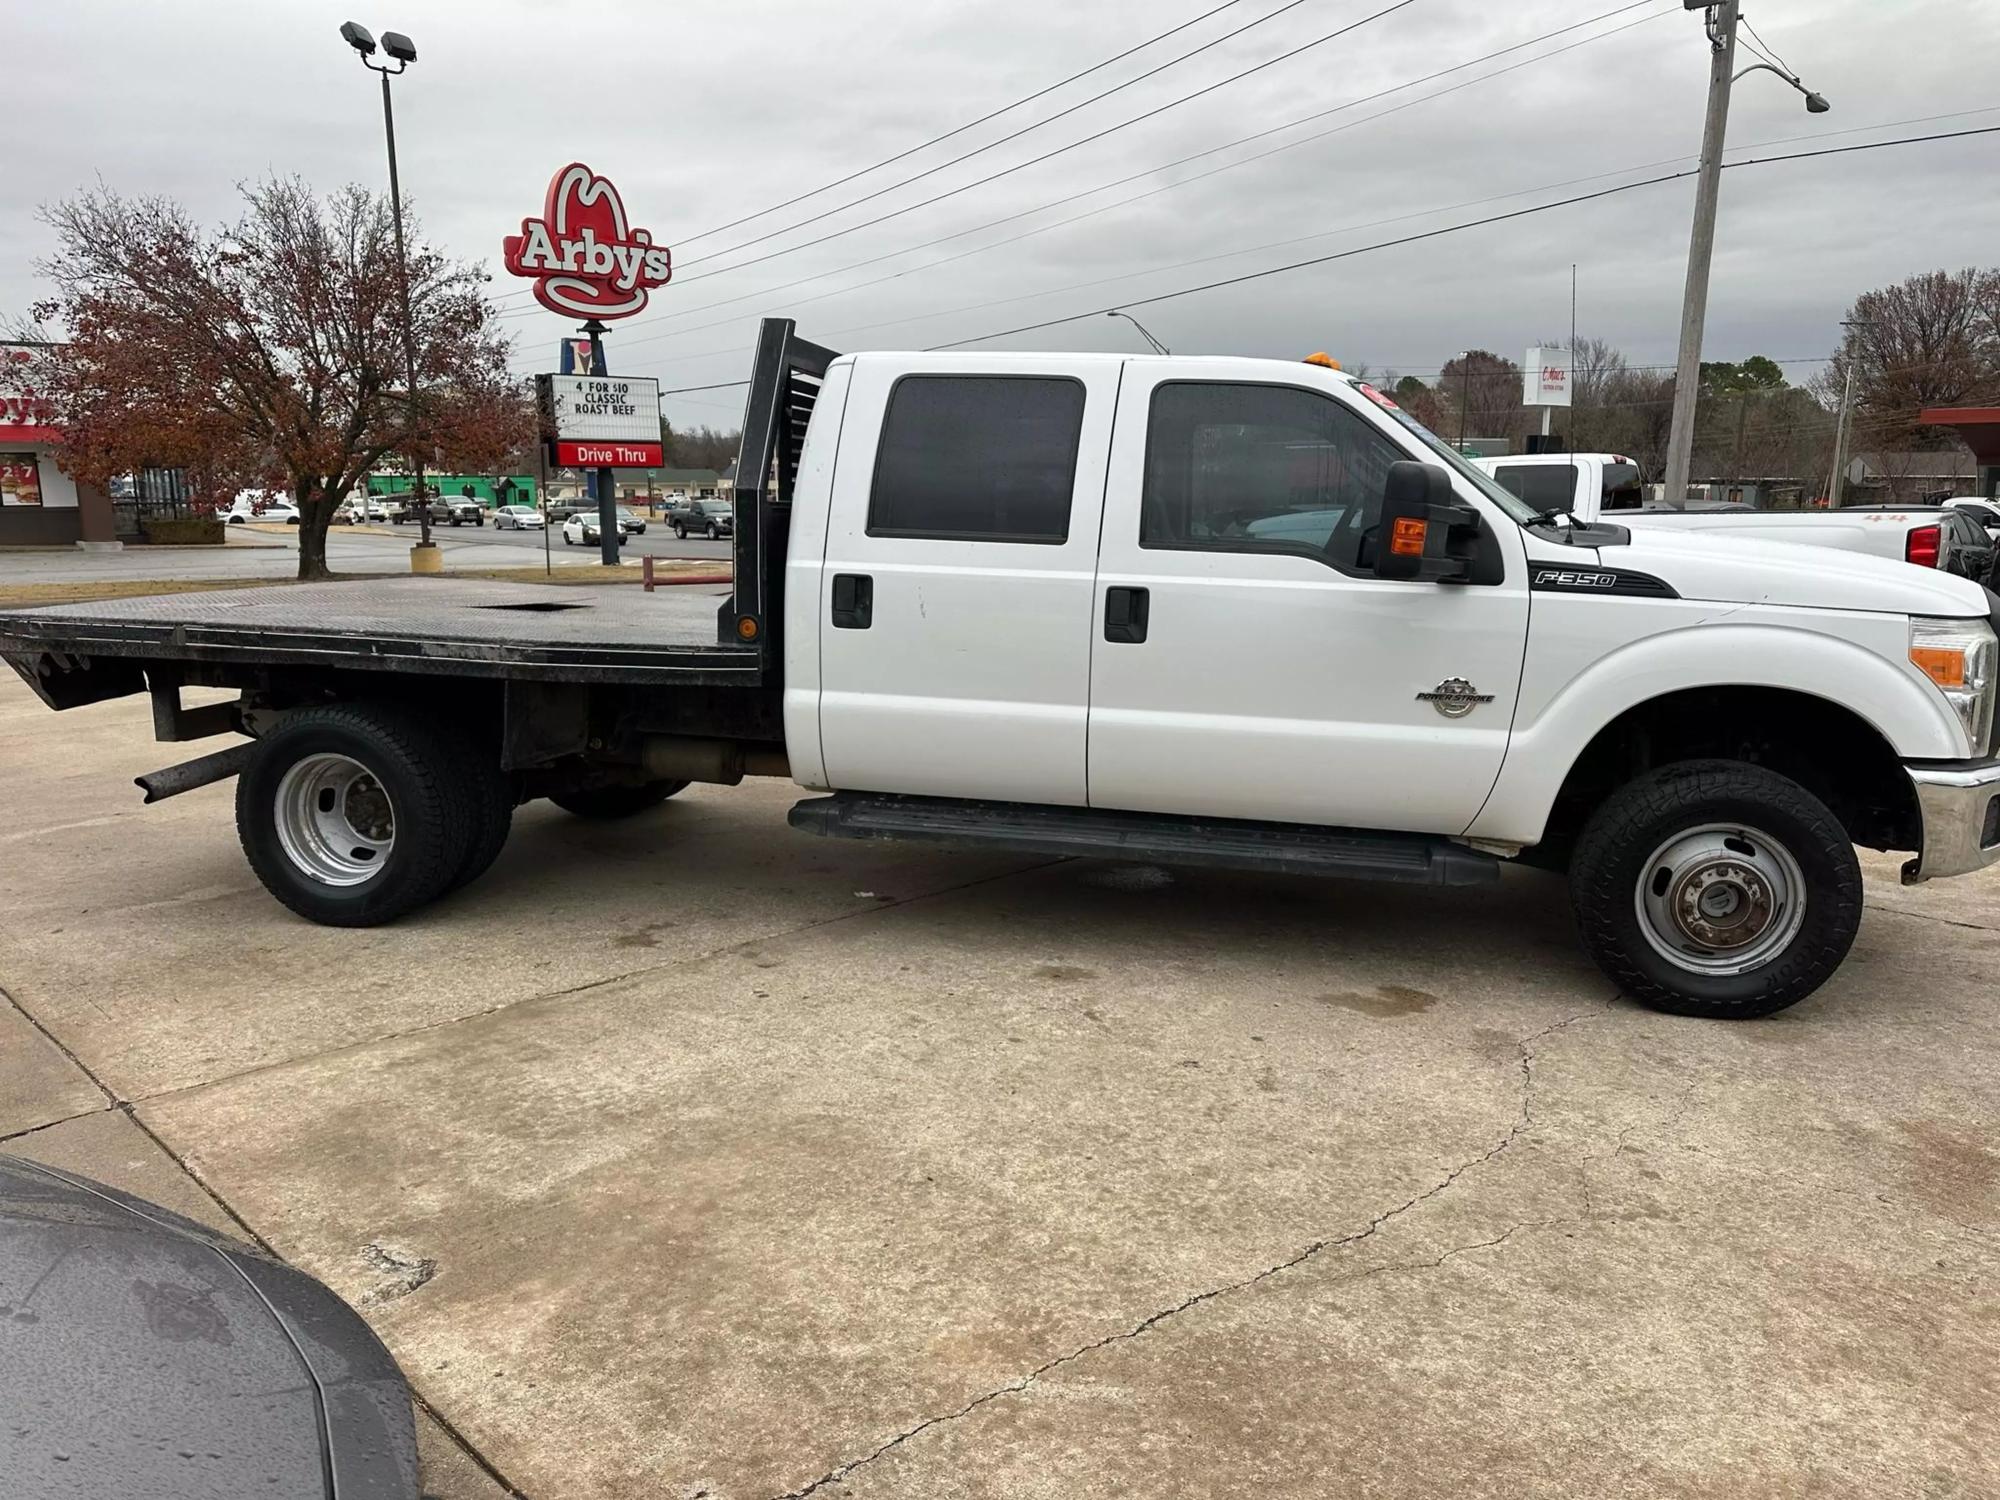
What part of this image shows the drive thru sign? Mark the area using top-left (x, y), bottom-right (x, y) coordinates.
top-left (538, 374), bottom-right (664, 468)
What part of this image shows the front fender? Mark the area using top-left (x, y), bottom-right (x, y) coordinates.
top-left (1467, 619), bottom-right (1964, 846)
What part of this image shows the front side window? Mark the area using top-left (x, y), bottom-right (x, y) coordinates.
top-left (869, 375), bottom-right (1085, 543)
top-left (1141, 382), bottom-right (1405, 572)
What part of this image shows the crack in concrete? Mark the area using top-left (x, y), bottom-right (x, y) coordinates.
top-left (1862, 901), bottom-right (2000, 935)
top-left (770, 1007), bottom-right (1596, 1500)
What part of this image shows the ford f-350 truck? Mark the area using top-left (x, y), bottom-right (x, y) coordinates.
top-left (5, 320), bottom-right (1998, 1019)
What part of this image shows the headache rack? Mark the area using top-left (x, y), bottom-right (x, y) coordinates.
top-left (718, 318), bottom-right (839, 659)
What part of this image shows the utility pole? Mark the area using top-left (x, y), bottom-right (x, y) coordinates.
top-left (1661, 0), bottom-right (1739, 510)
top-left (1827, 319), bottom-right (1871, 508)
top-left (1662, 2), bottom-right (1828, 507)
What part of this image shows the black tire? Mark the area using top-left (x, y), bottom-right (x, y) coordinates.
top-left (674, 524), bottom-right (686, 539)
top-left (706, 523), bottom-right (719, 540)
top-left (236, 704), bottom-right (480, 926)
top-left (1569, 759), bottom-right (1861, 1019)
top-left (447, 757), bottom-right (515, 893)
top-left (562, 532), bottom-right (574, 546)
top-left (548, 779), bottom-right (689, 819)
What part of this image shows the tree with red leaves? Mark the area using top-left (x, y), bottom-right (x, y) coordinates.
top-left (33, 177), bottom-right (529, 578)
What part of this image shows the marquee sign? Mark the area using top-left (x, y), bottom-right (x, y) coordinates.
top-left (1522, 344), bottom-right (1572, 408)
top-left (503, 164), bottom-right (672, 319)
top-left (537, 373), bottom-right (663, 468)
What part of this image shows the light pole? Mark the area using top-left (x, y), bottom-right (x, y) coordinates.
top-left (339, 23), bottom-right (434, 562)
top-left (1106, 310), bottom-right (1171, 355)
top-left (1660, 1), bottom-right (1827, 508)
top-left (1827, 319), bottom-right (1874, 507)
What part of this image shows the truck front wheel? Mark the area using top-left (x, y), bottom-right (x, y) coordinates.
top-left (1569, 760), bottom-right (1861, 1019)
top-left (236, 704), bottom-right (478, 926)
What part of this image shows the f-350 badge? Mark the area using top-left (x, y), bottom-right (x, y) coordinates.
top-left (1417, 678), bottom-right (1494, 719)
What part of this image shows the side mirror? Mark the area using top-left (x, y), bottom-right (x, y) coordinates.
top-left (1373, 461), bottom-right (1483, 583)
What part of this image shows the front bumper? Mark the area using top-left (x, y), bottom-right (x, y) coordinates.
top-left (1902, 760), bottom-right (2000, 883)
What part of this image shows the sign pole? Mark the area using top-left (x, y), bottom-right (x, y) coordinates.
top-left (537, 435), bottom-right (552, 576)
top-left (584, 319), bottom-right (618, 567)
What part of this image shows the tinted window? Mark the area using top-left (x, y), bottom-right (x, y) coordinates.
top-left (1141, 383), bottom-right (1405, 572)
top-left (869, 376), bottom-right (1085, 543)
top-left (1490, 464), bottom-right (1578, 511)
top-left (1602, 462), bottom-right (1643, 509)
top-left (1958, 502), bottom-right (2000, 525)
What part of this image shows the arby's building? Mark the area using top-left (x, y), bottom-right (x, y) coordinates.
top-left (0, 343), bottom-right (119, 548)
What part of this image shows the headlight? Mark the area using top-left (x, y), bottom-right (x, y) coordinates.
top-left (1910, 616), bottom-right (1998, 756)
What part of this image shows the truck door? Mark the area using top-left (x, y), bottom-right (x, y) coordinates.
top-left (1086, 367), bottom-right (1530, 835)
top-left (815, 356), bottom-right (1120, 804)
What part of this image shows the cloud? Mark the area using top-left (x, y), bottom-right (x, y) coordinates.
top-left (8, 0), bottom-right (1997, 425)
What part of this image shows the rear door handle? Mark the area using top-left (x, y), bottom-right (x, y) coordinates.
top-left (1104, 586), bottom-right (1149, 644)
top-left (831, 573), bottom-right (873, 629)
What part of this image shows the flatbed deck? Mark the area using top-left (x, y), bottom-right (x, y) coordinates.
top-left (0, 576), bottom-right (760, 684)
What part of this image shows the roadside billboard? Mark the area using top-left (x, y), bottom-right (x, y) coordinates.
top-left (1523, 345), bottom-right (1572, 407)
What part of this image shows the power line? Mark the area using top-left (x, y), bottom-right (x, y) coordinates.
top-left (505, 0), bottom-right (1664, 349)
top-left (643, 126), bottom-right (2000, 397)
top-left (1739, 17), bottom-right (1799, 79)
top-left (926, 126), bottom-right (2000, 350)
top-left (675, 0), bottom-right (1424, 280)
top-left (677, 0), bottom-right (1258, 246)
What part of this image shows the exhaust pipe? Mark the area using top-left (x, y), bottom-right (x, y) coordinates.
top-left (136, 741), bottom-right (255, 804)
top-left (639, 736), bottom-right (788, 785)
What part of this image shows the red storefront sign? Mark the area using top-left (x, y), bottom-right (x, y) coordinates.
top-left (503, 164), bottom-right (671, 319)
top-left (553, 440), bottom-right (664, 468)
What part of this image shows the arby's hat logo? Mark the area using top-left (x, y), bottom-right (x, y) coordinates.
top-left (503, 163), bottom-right (671, 320)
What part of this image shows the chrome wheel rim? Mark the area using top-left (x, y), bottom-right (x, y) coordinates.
top-left (1634, 822), bottom-right (1805, 976)
top-left (274, 753), bottom-right (395, 885)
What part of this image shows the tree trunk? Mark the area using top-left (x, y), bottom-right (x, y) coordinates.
top-left (297, 492), bottom-right (336, 581)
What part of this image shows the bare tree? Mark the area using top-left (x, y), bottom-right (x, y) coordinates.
top-left (1437, 349), bottom-right (1522, 445)
top-left (1826, 267), bottom-right (2000, 451)
top-left (35, 178), bottom-right (529, 578)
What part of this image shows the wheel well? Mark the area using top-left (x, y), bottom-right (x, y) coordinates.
top-left (1537, 687), bottom-right (1918, 870)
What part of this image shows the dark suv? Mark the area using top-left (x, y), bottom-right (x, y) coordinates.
top-left (669, 498), bottom-right (734, 539)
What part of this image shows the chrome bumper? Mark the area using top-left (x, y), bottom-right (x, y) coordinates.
top-left (1902, 761), bottom-right (2000, 883)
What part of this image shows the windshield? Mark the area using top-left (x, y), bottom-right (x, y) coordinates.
top-left (1350, 382), bottom-right (1542, 525)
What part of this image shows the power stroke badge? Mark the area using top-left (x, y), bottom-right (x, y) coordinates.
top-left (1417, 678), bottom-right (1495, 718)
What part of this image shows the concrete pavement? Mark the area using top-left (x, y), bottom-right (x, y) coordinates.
top-left (0, 521), bottom-right (732, 585)
top-left (1, 672), bottom-right (1995, 1498)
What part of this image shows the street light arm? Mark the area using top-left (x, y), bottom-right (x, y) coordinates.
top-left (1731, 60), bottom-right (1827, 110)
top-left (1107, 310), bottom-right (1171, 356)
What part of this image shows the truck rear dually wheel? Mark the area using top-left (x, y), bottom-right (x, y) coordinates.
top-left (1569, 760), bottom-right (1861, 1019)
top-left (237, 704), bottom-right (479, 926)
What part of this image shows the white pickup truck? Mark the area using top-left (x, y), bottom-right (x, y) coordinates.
top-left (4, 320), bottom-right (1998, 1020)
top-left (1476, 452), bottom-right (1996, 581)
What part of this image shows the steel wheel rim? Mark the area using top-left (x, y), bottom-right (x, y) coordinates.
top-left (1634, 822), bottom-right (1806, 976)
top-left (274, 753), bottom-right (395, 886)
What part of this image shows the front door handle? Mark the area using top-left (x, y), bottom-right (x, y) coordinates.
top-left (1104, 586), bottom-right (1149, 644)
top-left (831, 573), bottom-right (873, 629)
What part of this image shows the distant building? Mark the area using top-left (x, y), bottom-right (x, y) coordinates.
top-left (0, 342), bottom-right (120, 549)
top-left (1918, 408), bottom-right (2000, 501)
top-left (1845, 448), bottom-right (1979, 504)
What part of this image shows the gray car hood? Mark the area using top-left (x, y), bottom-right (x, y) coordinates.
top-left (0, 1154), bottom-right (417, 1498)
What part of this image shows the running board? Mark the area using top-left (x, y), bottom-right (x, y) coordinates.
top-left (789, 793), bottom-right (1499, 887)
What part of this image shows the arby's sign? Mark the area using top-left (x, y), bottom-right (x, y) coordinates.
top-left (503, 164), bottom-right (671, 319)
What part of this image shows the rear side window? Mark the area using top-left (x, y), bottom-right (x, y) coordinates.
top-left (1491, 463), bottom-right (1577, 511)
top-left (868, 375), bottom-right (1085, 543)
top-left (1601, 462), bottom-right (1643, 509)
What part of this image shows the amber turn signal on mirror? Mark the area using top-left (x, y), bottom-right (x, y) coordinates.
top-left (1390, 517), bottom-right (1429, 557)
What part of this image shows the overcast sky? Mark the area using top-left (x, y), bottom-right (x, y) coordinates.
top-left (9, 0), bottom-right (1998, 427)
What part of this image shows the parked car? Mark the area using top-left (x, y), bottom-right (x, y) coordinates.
top-left (1943, 496), bottom-right (2000, 544)
top-left (1939, 505), bottom-right (1997, 585)
top-left (434, 493), bottom-right (487, 526)
top-left (669, 498), bottom-right (733, 539)
top-left (494, 503), bottom-right (545, 530)
top-left (561, 513), bottom-right (624, 547)
top-left (0, 1153), bottom-right (420, 1498)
